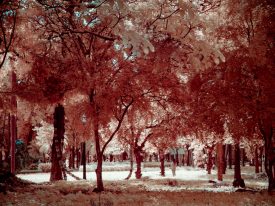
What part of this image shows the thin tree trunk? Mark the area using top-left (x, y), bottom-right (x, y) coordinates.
top-left (81, 142), bottom-right (86, 179)
top-left (241, 148), bottom-right (245, 167)
top-left (159, 149), bottom-right (165, 176)
top-left (222, 144), bottom-right (226, 174)
top-left (76, 148), bottom-right (80, 169)
top-left (187, 149), bottom-right (191, 166)
top-left (5, 114), bottom-right (10, 163)
top-left (259, 146), bottom-right (263, 173)
top-left (92, 100), bottom-right (104, 192)
top-left (125, 143), bottom-right (134, 180)
top-left (0, 113), bottom-right (6, 162)
top-left (228, 144), bottom-right (232, 169)
top-left (50, 105), bottom-right (65, 181)
top-left (217, 143), bottom-right (223, 181)
top-left (207, 147), bottom-right (213, 174)
top-left (233, 142), bottom-right (245, 188)
top-left (255, 146), bottom-right (259, 174)
top-left (10, 114), bottom-right (16, 174)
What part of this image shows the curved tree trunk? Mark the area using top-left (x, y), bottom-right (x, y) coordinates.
top-left (50, 104), bottom-right (65, 181)
top-left (233, 142), bottom-right (245, 188)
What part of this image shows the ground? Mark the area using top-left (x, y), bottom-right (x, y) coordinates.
top-left (1, 163), bottom-right (274, 206)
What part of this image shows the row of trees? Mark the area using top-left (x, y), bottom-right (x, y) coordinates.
top-left (0, 0), bottom-right (274, 192)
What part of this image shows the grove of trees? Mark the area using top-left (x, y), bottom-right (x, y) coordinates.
top-left (0, 0), bottom-right (274, 192)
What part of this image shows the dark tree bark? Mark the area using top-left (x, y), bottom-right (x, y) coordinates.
top-left (222, 144), bottom-right (226, 174)
top-left (233, 142), bottom-right (245, 188)
top-left (5, 114), bottom-right (10, 163)
top-left (227, 144), bottom-right (232, 169)
top-left (10, 114), bottom-right (16, 174)
top-left (206, 146), bottom-right (214, 174)
top-left (0, 113), bottom-right (6, 164)
top-left (134, 147), bottom-right (142, 179)
top-left (27, 125), bottom-right (33, 146)
top-left (159, 149), bottom-right (165, 176)
top-left (241, 148), bottom-right (246, 167)
top-left (93, 105), bottom-right (104, 192)
top-left (217, 143), bottom-right (223, 181)
top-left (259, 146), bottom-right (263, 173)
top-left (125, 143), bottom-right (134, 180)
top-left (50, 104), bottom-right (65, 181)
top-left (81, 142), bottom-right (86, 179)
top-left (255, 146), bottom-right (259, 174)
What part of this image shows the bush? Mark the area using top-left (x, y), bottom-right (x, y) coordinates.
top-left (27, 163), bottom-right (38, 170)
top-left (38, 163), bottom-right (51, 172)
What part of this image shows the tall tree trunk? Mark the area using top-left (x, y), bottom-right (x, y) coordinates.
top-left (125, 143), bottom-right (134, 180)
top-left (233, 142), bottom-right (245, 188)
top-left (134, 147), bottom-right (142, 179)
top-left (10, 71), bottom-right (17, 174)
top-left (50, 104), bottom-right (65, 181)
top-left (10, 114), bottom-right (16, 174)
top-left (259, 113), bottom-right (275, 192)
top-left (227, 144), bottom-right (232, 169)
top-left (27, 125), bottom-right (33, 146)
top-left (187, 148), bottom-right (191, 166)
top-left (81, 142), bottom-right (86, 179)
top-left (217, 143), bottom-right (223, 181)
top-left (92, 101), bottom-right (104, 192)
top-left (5, 114), bottom-right (10, 162)
top-left (207, 147), bottom-right (213, 174)
top-left (222, 144), bottom-right (226, 174)
top-left (255, 146), bottom-right (259, 174)
top-left (259, 146), bottom-right (263, 173)
top-left (262, 126), bottom-right (275, 192)
top-left (241, 148), bottom-right (245, 167)
top-left (0, 113), bottom-right (6, 163)
top-left (76, 148), bottom-right (80, 169)
top-left (159, 149), bottom-right (165, 176)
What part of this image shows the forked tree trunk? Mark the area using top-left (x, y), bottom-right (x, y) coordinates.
top-left (159, 149), bottom-right (165, 176)
top-left (134, 147), bottom-right (142, 179)
top-left (217, 143), bottom-right (224, 181)
top-left (255, 146), bottom-right (259, 174)
top-left (50, 104), bottom-right (65, 181)
top-left (125, 143), bottom-right (134, 180)
top-left (233, 142), bottom-right (245, 188)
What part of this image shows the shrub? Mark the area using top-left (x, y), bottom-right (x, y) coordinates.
top-left (38, 162), bottom-right (51, 172)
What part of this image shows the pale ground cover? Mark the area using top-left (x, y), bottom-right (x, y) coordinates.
top-left (1, 163), bottom-right (274, 206)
